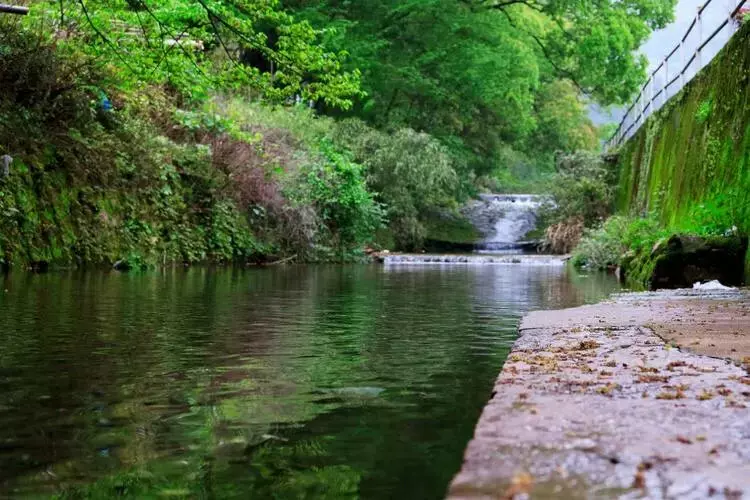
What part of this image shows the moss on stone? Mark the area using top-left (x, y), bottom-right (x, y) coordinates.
top-left (616, 22), bottom-right (750, 278)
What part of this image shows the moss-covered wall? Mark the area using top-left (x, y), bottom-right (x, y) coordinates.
top-left (616, 22), bottom-right (750, 231)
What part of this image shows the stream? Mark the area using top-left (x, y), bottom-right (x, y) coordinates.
top-left (0, 265), bottom-right (619, 498)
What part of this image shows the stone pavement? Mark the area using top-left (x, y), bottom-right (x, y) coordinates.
top-left (448, 289), bottom-right (750, 499)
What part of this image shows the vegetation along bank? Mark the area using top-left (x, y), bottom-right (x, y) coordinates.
top-left (0, 0), bottom-right (678, 269)
top-left (551, 20), bottom-right (750, 288)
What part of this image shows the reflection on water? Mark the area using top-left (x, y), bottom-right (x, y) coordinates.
top-left (0, 264), bottom-right (619, 498)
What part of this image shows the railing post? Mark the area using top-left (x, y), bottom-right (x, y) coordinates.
top-left (680, 40), bottom-right (686, 89)
top-left (661, 57), bottom-right (669, 105)
top-left (650, 75), bottom-right (656, 114)
top-left (638, 92), bottom-right (643, 128)
top-left (697, 9), bottom-right (703, 71)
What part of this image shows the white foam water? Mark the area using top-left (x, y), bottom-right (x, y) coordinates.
top-left (471, 194), bottom-right (543, 252)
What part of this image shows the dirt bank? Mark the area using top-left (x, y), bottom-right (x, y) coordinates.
top-left (448, 289), bottom-right (750, 499)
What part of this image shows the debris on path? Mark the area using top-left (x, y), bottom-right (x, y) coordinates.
top-left (448, 289), bottom-right (750, 499)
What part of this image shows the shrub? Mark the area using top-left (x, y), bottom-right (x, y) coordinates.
top-left (332, 119), bottom-right (458, 250)
top-left (287, 141), bottom-right (384, 258)
top-left (571, 215), bottom-right (664, 270)
top-left (544, 217), bottom-right (584, 254)
top-left (543, 152), bottom-right (618, 227)
top-left (679, 186), bottom-right (750, 237)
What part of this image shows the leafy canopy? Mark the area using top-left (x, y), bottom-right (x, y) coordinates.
top-left (469, 0), bottom-right (676, 104)
top-left (27, 0), bottom-right (363, 107)
top-left (285, 0), bottom-right (675, 177)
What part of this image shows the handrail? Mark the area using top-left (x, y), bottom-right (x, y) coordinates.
top-left (0, 4), bottom-right (29, 15)
top-left (607, 0), bottom-right (748, 149)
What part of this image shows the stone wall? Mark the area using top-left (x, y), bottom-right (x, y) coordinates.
top-left (615, 21), bottom-right (750, 271)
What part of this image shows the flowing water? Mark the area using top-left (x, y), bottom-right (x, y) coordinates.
top-left (463, 194), bottom-right (544, 252)
top-left (0, 265), bottom-right (619, 498)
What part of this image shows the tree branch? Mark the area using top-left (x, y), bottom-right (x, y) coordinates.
top-left (495, 5), bottom-right (586, 95)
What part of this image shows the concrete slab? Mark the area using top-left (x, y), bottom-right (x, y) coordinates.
top-left (448, 290), bottom-right (750, 499)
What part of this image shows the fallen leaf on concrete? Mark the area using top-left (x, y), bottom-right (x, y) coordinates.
top-left (503, 472), bottom-right (533, 500)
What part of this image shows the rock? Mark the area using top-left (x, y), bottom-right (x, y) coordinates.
top-left (28, 261), bottom-right (49, 273)
top-left (112, 260), bottom-right (131, 272)
top-left (648, 234), bottom-right (747, 290)
top-left (1, 154), bottom-right (12, 178)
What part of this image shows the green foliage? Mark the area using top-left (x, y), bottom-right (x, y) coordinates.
top-left (26, 0), bottom-right (363, 108)
top-left (532, 80), bottom-right (599, 154)
top-left (682, 187), bottom-right (750, 236)
top-left (332, 119), bottom-right (458, 250)
top-left (542, 152), bottom-right (618, 229)
top-left (287, 0), bottom-right (670, 180)
top-left (292, 141), bottom-right (384, 257)
top-left (695, 97), bottom-right (713, 124)
top-left (0, 24), bottom-right (381, 267)
top-left (571, 214), bottom-right (663, 270)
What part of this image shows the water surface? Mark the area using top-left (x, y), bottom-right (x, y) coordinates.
top-left (0, 264), bottom-right (619, 498)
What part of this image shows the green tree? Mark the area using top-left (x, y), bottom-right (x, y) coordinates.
top-left (285, 0), bottom-right (674, 177)
top-left (27, 0), bottom-right (362, 107)
top-left (469, 0), bottom-right (676, 104)
top-left (332, 119), bottom-right (458, 249)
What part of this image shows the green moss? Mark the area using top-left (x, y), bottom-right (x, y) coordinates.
top-left (695, 96), bottom-right (713, 124)
top-left (615, 21), bottom-right (750, 278)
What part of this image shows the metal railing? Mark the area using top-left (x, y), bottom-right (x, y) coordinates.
top-left (0, 4), bottom-right (29, 15)
top-left (607, 0), bottom-right (749, 150)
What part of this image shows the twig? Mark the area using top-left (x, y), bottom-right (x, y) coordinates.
top-left (267, 254), bottom-right (297, 266)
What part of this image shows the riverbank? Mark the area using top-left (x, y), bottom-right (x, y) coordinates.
top-left (448, 288), bottom-right (750, 498)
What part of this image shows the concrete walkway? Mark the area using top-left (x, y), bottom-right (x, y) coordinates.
top-left (448, 289), bottom-right (750, 499)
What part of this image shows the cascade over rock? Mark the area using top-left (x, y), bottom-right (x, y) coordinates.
top-left (462, 194), bottom-right (543, 252)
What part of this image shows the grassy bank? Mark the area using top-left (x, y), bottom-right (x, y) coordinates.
top-left (0, 28), bottom-right (382, 269)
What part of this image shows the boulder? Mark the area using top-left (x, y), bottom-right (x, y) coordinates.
top-left (647, 234), bottom-right (747, 290)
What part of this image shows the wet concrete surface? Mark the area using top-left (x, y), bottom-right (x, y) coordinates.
top-left (448, 289), bottom-right (750, 499)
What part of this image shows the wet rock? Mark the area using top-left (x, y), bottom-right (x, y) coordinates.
top-left (112, 260), bottom-right (131, 272)
top-left (648, 234), bottom-right (747, 290)
top-left (28, 261), bottom-right (49, 273)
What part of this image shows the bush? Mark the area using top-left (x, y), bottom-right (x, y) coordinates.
top-left (571, 215), bottom-right (663, 270)
top-left (195, 100), bottom-right (385, 259)
top-left (332, 119), bottom-right (458, 250)
top-left (289, 141), bottom-right (384, 258)
top-left (679, 186), bottom-right (750, 237)
top-left (544, 217), bottom-right (584, 254)
top-left (536, 151), bottom-right (618, 253)
top-left (543, 152), bottom-right (618, 227)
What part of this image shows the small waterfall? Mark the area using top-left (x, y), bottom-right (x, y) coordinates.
top-left (463, 194), bottom-right (543, 252)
